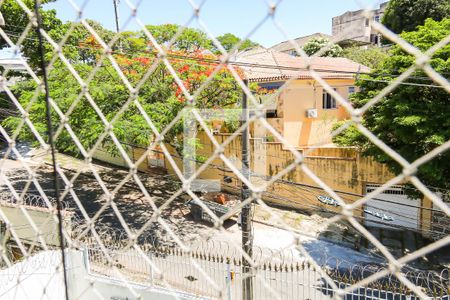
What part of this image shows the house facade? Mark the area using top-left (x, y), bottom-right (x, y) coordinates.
top-left (232, 47), bottom-right (370, 148)
top-left (269, 1), bottom-right (388, 52)
top-left (332, 2), bottom-right (388, 46)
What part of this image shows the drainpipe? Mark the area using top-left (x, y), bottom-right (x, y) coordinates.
top-left (312, 81), bottom-right (317, 109)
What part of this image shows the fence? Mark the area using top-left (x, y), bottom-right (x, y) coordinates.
top-left (0, 0), bottom-right (449, 299)
top-left (85, 240), bottom-right (450, 300)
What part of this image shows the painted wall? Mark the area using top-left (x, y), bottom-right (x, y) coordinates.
top-left (68, 250), bottom-right (198, 300)
top-left (86, 138), bottom-right (438, 237)
top-left (92, 145), bottom-right (165, 173)
top-left (0, 250), bottom-right (199, 300)
top-left (331, 2), bottom-right (386, 45)
top-left (163, 132), bottom-right (436, 235)
top-left (92, 147), bottom-right (128, 168)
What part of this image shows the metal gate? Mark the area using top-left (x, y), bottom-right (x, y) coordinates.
top-left (364, 184), bottom-right (420, 230)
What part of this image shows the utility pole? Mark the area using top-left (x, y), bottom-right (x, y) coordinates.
top-left (241, 79), bottom-right (253, 299)
top-left (112, 0), bottom-right (120, 33)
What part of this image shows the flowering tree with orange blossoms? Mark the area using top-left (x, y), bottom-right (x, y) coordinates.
top-left (3, 38), bottom-right (244, 155)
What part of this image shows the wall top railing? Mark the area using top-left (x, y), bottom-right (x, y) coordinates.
top-left (85, 242), bottom-right (450, 298)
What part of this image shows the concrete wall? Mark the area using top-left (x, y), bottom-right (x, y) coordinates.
top-left (0, 250), bottom-right (200, 300)
top-left (68, 250), bottom-right (198, 300)
top-left (0, 203), bottom-right (72, 248)
top-left (92, 145), bottom-right (165, 173)
top-left (92, 147), bottom-right (129, 168)
top-left (164, 132), bottom-right (436, 233)
top-left (331, 2), bottom-right (387, 45)
top-left (0, 251), bottom-right (66, 299)
top-left (332, 10), bottom-right (371, 43)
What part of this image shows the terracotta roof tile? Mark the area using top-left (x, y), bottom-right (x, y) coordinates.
top-left (231, 47), bottom-right (370, 82)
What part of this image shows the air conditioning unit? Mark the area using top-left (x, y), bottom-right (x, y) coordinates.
top-left (211, 128), bottom-right (220, 135)
top-left (306, 108), bottom-right (318, 118)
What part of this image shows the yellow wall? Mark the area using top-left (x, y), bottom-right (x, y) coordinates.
top-left (87, 134), bottom-right (434, 237)
top-left (163, 132), bottom-right (435, 233)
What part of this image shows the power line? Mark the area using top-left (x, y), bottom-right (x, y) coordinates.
top-left (2, 30), bottom-right (449, 89)
top-left (360, 78), bottom-right (448, 89)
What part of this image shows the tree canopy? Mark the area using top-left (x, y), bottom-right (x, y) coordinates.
top-left (3, 49), bottom-right (242, 155)
top-left (142, 26), bottom-right (259, 54)
top-left (216, 33), bottom-right (259, 53)
top-left (302, 37), bottom-right (343, 57)
top-left (144, 24), bottom-right (213, 52)
top-left (341, 46), bottom-right (389, 69)
top-left (0, 7), bottom-right (261, 156)
top-left (0, 8), bottom-right (250, 154)
top-left (333, 18), bottom-right (450, 191)
top-left (382, 0), bottom-right (450, 34)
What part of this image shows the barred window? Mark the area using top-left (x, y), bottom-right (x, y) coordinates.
top-left (323, 89), bottom-right (337, 109)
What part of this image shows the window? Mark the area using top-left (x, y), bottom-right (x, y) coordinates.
top-left (266, 110), bottom-right (277, 118)
top-left (323, 89), bottom-right (337, 109)
top-left (258, 81), bottom-right (285, 91)
top-left (348, 86), bottom-right (356, 94)
top-left (374, 15), bottom-right (380, 22)
top-left (365, 18), bottom-right (369, 27)
top-left (371, 34), bottom-right (379, 45)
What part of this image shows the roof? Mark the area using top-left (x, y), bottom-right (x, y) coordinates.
top-left (0, 48), bottom-right (27, 70)
top-left (231, 47), bottom-right (371, 82)
top-left (0, 58), bottom-right (27, 70)
top-left (270, 33), bottom-right (332, 52)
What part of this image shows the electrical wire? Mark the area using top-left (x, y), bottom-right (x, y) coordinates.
top-left (2, 30), bottom-right (449, 89)
top-left (2, 20), bottom-right (448, 235)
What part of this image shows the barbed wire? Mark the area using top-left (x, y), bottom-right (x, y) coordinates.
top-left (81, 230), bottom-right (450, 297)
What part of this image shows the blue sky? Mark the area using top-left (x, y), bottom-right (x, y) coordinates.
top-left (42, 0), bottom-right (382, 48)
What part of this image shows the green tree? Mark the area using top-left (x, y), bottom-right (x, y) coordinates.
top-left (382, 0), bottom-right (450, 33)
top-left (61, 22), bottom-right (148, 63)
top-left (341, 46), bottom-right (389, 69)
top-left (116, 31), bottom-right (147, 53)
top-left (3, 49), bottom-right (241, 155)
top-left (59, 20), bottom-right (115, 64)
top-left (216, 33), bottom-right (259, 53)
top-left (333, 18), bottom-right (450, 191)
top-left (144, 24), bottom-right (213, 52)
top-left (302, 37), bottom-right (343, 57)
top-left (0, 0), bottom-right (62, 69)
